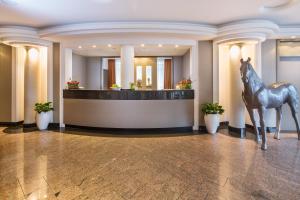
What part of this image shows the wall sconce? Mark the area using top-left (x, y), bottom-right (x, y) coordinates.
top-left (28, 48), bottom-right (39, 62)
top-left (230, 45), bottom-right (240, 58)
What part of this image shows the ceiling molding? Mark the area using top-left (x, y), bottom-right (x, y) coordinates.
top-left (215, 20), bottom-right (279, 43)
top-left (277, 25), bottom-right (300, 37)
top-left (1, 20), bottom-right (300, 45)
top-left (38, 21), bottom-right (218, 38)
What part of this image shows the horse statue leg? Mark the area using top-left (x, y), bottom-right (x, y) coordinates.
top-left (288, 102), bottom-right (300, 140)
top-left (246, 106), bottom-right (261, 143)
top-left (258, 106), bottom-right (267, 150)
top-left (274, 107), bottom-right (282, 140)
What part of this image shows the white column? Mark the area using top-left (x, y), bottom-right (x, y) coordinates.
top-left (229, 45), bottom-right (245, 129)
top-left (65, 48), bottom-right (73, 83)
top-left (24, 47), bottom-right (41, 124)
top-left (11, 47), bottom-right (25, 122)
top-left (190, 45), bottom-right (199, 130)
top-left (121, 45), bottom-right (134, 89)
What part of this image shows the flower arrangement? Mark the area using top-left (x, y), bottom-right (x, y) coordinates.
top-left (176, 79), bottom-right (192, 89)
top-left (110, 84), bottom-right (121, 90)
top-left (67, 80), bottom-right (79, 89)
top-left (34, 102), bottom-right (54, 114)
top-left (130, 82), bottom-right (136, 90)
top-left (136, 79), bottom-right (142, 88)
top-left (201, 103), bottom-right (224, 115)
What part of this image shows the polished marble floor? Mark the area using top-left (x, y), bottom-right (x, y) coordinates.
top-left (0, 127), bottom-right (300, 200)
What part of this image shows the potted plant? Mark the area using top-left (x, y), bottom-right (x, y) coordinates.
top-left (34, 102), bottom-right (54, 130)
top-left (67, 80), bottom-right (80, 89)
top-left (110, 84), bottom-right (121, 90)
top-left (202, 103), bottom-right (224, 134)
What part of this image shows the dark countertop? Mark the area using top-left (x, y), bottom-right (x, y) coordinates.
top-left (63, 89), bottom-right (194, 100)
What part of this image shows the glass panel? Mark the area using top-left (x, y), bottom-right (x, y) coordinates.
top-left (115, 59), bottom-right (121, 87)
top-left (136, 65), bottom-right (143, 81)
top-left (146, 65), bottom-right (152, 86)
top-left (157, 58), bottom-right (164, 90)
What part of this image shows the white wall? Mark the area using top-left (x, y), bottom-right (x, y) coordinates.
top-left (72, 53), bottom-right (87, 88)
top-left (86, 57), bottom-right (102, 90)
top-left (173, 56), bottom-right (183, 87)
top-left (261, 39), bottom-right (277, 128)
top-left (198, 41), bottom-right (213, 125)
top-left (278, 41), bottom-right (300, 130)
top-left (183, 50), bottom-right (190, 79)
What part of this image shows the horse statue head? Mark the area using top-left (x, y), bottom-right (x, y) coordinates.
top-left (240, 57), bottom-right (252, 83)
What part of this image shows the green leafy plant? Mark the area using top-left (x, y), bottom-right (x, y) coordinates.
top-left (111, 84), bottom-right (121, 88)
top-left (201, 103), bottom-right (224, 115)
top-left (34, 102), bottom-right (54, 114)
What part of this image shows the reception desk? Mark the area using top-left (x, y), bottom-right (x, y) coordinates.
top-left (63, 89), bottom-right (194, 129)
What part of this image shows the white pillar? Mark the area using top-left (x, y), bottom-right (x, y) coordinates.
top-left (229, 45), bottom-right (245, 129)
top-left (121, 45), bottom-right (134, 89)
top-left (190, 44), bottom-right (199, 130)
top-left (24, 47), bottom-right (40, 124)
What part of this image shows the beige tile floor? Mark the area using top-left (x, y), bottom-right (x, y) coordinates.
top-left (0, 127), bottom-right (300, 200)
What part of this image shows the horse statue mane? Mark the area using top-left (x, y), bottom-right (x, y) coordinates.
top-left (240, 57), bottom-right (300, 150)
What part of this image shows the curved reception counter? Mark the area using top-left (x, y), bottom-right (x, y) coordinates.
top-left (63, 89), bottom-right (194, 129)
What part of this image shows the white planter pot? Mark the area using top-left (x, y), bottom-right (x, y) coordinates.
top-left (204, 114), bottom-right (220, 134)
top-left (36, 112), bottom-right (50, 130)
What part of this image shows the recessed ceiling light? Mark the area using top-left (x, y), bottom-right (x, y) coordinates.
top-left (78, 45), bottom-right (82, 49)
top-left (291, 36), bottom-right (296, 39)
top-left (108, 44), bottom-right (112, 48)
top-left (158, 44), bottom-right (162, 47)
top-left (261, 0), bottom-right (296, 12)
top-left (0, 0), bottom-right (22, 5)
top-left (141, 44), bottom-right (145, 47)
top-left (175, 45), bottom-right (179, 48)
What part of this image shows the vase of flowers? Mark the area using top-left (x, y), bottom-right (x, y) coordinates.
top-left (35, 102), bottom-right (54, 130)
top-left (176, 79), bottom-right (192, 89)
top-left (202, 103), bottom-right (225, 134)
top-left (67, 80), bottom-right (79, 89)
top-left (110, 84), bottom-right (121, 90)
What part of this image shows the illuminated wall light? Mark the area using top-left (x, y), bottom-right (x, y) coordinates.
top-left (230, 45), bottom-right (240, 58)
top-left (158, 44), bottom-right (162, 47)
top-left (140, 44), bottom-right (145, 47)
top-left (175, 45), bottom-right (179, 48)
top-left (108, 44), bottom-right (112, 48)
top-left (28, 48), bottom-right (39, 62)
top-left (291, 36), bottom-right (296, 39)
top-left (78, 45), bottom-right (82, 49)
top-left (92, 45), bottom-right (96, 48)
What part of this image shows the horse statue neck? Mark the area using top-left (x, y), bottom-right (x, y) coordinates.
top-left (244, 64), bottom-right (265, 96)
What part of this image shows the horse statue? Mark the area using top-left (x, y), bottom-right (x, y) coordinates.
top-left (240, 58), bottom-right (300, 150)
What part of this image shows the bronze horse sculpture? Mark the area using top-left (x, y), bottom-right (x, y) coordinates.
top-left (240, 58), bottom-right (300, 150)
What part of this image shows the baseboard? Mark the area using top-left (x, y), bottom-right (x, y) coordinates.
top-left (22, 123), bottom-right (36, 128)
top-left (65, 124), bottom-right (193, 134)
top-left (228, 125), bottom-right (246, 138)
top-left (0, 121), bottom-right (24, 127)
top-left (245, 124), bottom-right (277, 133)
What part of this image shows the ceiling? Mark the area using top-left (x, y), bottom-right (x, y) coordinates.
top-left (73, 44), bottom-right (190, 57)
top-left (0, 0), bottom-right (300, 28)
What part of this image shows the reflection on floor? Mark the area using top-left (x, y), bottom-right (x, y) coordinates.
top-left (0, 127), bottom-right (300, 200)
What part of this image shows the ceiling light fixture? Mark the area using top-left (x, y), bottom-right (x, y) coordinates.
top-left (158, 44), bottom-right (162, 48)
top-left (261, 0), bottom-right (299, 12)
top-left (108, 44), bottom-right (112, 48)
top-left (0, 0), bottom-right (22, 5)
